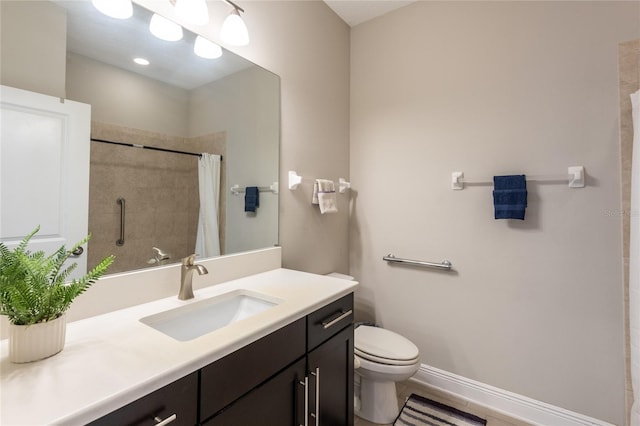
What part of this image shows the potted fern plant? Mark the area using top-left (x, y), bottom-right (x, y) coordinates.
top-left (0, 226), bottom-right (114, 363)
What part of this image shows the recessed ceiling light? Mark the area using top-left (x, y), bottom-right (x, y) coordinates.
top-left (134, 58), bottom-right (150, 66)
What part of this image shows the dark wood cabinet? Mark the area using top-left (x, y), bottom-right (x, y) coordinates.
top-left (306, 294), bottom-right (354, 426)
top-left (88, 372), bottom-right (198, 426)
top-left (199, 318), bottom-right (306, 423)
top-left (90, 293), bottom-right (354, 426)
top-left (307, 325), bottom-right (354, 426)
top-left (202, 358), bottom-right (307, 426)
top-left (206, 293), bottom-right (355, 426)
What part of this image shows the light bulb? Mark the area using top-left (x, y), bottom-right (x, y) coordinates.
top-left (220, 9), bottom-right (249, 46)
top-left (194, 36), bottom-right (222, 59)
top-left (149, 14), bottom-right (183, 42)
top-left (91, 0), bottom-right (133, 19)
top-left (133, 58), bottom-right (150, 66)
top-left (174, 0), bottom-right (209, 26)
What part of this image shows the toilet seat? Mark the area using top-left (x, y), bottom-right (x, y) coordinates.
top-left (355, 348), bottom-right (419, 366)
top-left (355, 326), bottom-right (419, 366)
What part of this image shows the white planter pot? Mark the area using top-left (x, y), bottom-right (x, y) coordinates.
top-left (8, 314), bottom-right (67, 363)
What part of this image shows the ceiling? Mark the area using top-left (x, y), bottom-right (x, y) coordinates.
top-left (323, 0), bottom-right (416, 27)
top-left (53, 1), bottom-right (252, 91)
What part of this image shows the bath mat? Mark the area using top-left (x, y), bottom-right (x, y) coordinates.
top-left (393, 393), bottom-right (487, 426)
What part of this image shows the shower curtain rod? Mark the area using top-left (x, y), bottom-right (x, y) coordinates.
top-left (90, 138), bottom-right (223, 161)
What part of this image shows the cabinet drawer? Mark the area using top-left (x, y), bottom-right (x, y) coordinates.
top-left (88, 372), bottom-right (198, 426)
top-left (307, 293), bottom-right (353, 351)
top-left (200, 317), bottom-right (306, 422)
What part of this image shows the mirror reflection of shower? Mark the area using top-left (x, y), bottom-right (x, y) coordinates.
top-left (88, 124), bottom-right (226, 274)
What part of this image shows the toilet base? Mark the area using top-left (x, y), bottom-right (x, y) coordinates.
top-left (354, 376), bottom-right (399, 424)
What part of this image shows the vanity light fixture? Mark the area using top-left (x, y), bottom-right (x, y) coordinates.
top-left (150, 13), bottom-right (184, 41)
top-left (220, 0), bottom-right (249, 46)
top-left (173, 0), bottom-right (209, 26)
top-left (133, 57), bottom-right (150, 65)
top-left (91, 0), bottom-right (133, 19)
top-left (194, 36), bottom-right (223, 59)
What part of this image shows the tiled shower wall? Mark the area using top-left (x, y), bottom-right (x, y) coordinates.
top-left (88, 122), bottom-right (226, 274)
top-left (619, 39), bottom-right (639, 425)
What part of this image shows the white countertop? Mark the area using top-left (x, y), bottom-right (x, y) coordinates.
top-left (0, 268), bottom-right (358, 425)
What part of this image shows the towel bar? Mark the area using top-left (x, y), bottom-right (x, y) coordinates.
top-left (288, 171), bottom-right (351, 193)
top-left (383, 254), bottom-right (452, 271)
top-left (230, 182), bottom-right (279, 195)
top-left (451, 166), bottom-right (585, 190)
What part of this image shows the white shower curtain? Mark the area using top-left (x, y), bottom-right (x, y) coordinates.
top-left (631, 89), bottom-right (640, 426)
top-left (195, 153), bottom-right (221, 258)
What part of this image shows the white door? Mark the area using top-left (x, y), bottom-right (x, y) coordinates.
top-left (0, 85), bottom-right (91, 279)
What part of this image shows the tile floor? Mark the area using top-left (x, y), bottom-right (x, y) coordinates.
top-left (354, 380), bottom-right (535, 426)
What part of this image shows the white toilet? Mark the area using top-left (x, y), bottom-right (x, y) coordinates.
top-left (323, 273), bottom-right (420, 424)
top-left (354, 325), bottom-right (420, 424)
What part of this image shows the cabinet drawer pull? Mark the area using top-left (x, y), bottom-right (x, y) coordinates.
top-left (321, 309), bottom-right (353, 329)
top-left (299, 377), bottom-right (309, 426)
top-left (153, 414), bottom-right (177, 425)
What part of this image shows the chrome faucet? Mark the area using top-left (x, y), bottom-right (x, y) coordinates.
top-left (147, 247), bottom-right (171, 265)
top-left (179, 254), bottom-right (208, 300)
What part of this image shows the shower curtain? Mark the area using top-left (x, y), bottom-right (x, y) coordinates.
top-left (195, 153), bottom-right (221, 258)
top-left (631, 89), bottom-right (640, 426)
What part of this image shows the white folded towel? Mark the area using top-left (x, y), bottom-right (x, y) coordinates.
top-left (312, 179), bottom-right (338, 214)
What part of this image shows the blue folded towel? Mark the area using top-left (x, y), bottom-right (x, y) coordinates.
top-left (244, 186), bottom-right (259, 212)
top-left (493, 175), bottom-right (527, 220)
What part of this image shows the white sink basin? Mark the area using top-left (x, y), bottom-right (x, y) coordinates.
top-left (140, 290), bottom-right (282, 341)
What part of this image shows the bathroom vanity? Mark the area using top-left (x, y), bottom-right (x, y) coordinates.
top-left (0, 268), bottom-right (357, 425)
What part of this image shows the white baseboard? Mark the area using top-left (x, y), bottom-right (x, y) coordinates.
top-left (410, 364), bottom-right (615, 426)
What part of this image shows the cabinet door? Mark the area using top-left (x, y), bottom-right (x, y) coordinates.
top-left (88, 372), bottom-right (198, 426)
top-left (200, 318), bottom-right (306, 421)
top-left (203, 358), bottom-right (306, 426)
top-left (307, 325), bottom-right (354, 426)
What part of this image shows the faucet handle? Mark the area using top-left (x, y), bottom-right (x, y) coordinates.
top-left (182, 254), bottom-right (197, 266)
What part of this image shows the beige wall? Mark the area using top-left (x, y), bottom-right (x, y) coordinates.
top-left (237, 1), bottom-right (351, 273)
top-left (0, 1), bottom-right (66, 98)
top-left (189, 67), bottom-right (279, 254)
top-left (136, 0), bottom-right (352, 275)
top-left (350, 2), bottom-right (639, 425)
top-left (66, 52), bottom-right (190, 137)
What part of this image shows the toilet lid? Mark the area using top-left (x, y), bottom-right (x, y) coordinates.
top-left (355, 326), bottom-right (419, 364)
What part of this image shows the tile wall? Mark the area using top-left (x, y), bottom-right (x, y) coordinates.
top-left (87, 122), bottom-right (226, 273)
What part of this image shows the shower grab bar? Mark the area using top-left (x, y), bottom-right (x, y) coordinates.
top-left (116, 198), bottom-right (125, 246)
top-left (383, 254), bottom-right (452, 271)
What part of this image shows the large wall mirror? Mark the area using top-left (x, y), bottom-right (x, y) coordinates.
top-left (0, 0), bottom-right (279, 275)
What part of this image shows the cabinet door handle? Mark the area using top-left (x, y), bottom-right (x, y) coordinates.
top-left (321, 309), bottom-right (353, 329)
top-left (310, 368), bottom-right (320, 426)
top-left (298, 377), bottom-right (309, 426)
top-left (153, 414), bottom-right (177, 426)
